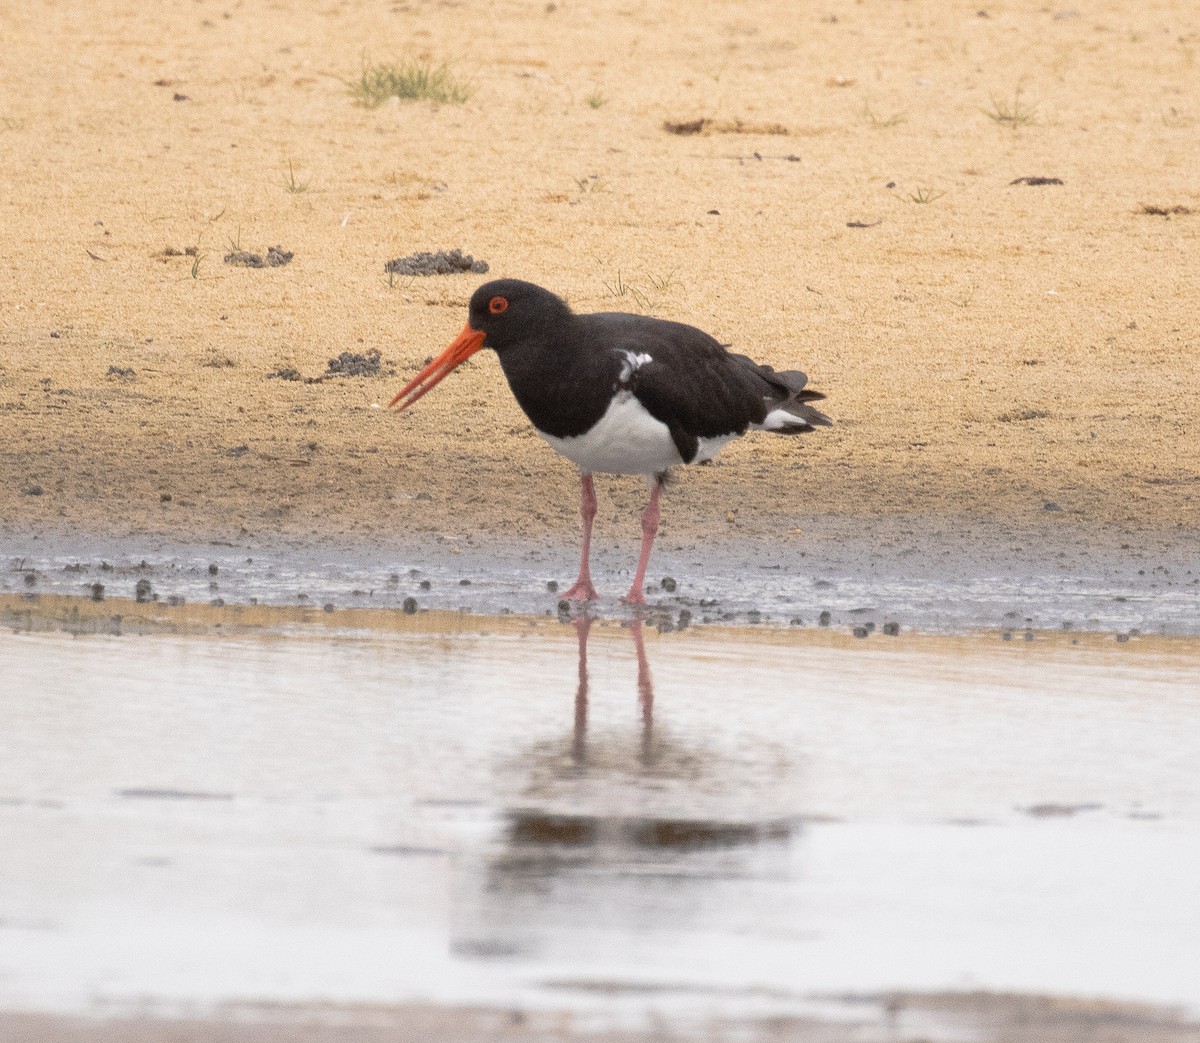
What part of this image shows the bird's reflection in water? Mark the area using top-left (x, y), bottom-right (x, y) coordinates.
top-left (570, 615), bottom-right (654, 770)
top-left (451, 614), bottom-right (801, 964)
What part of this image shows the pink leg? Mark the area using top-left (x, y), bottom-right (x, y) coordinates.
top-left (562, 474), bottom-right (599, 601)
top-left (622, 478), bottom-right (662, 606)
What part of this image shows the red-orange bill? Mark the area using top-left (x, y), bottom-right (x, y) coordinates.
top-left (389, 324), bottom-right (485, 412)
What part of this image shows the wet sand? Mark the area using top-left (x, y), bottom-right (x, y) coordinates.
top-left (3, 992), bottom-right (1199, 1043)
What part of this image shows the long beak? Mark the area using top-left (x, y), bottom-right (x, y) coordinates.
top-left (389, 324), bottom-right (486, 412)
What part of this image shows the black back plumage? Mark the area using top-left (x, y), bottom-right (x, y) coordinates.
top-left (468, 279), bottom-right (830, 465)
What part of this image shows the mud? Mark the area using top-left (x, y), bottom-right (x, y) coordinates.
top-left (384, 250), bottom-right (489, 276)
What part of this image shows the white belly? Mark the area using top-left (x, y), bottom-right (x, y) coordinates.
top-left (538, 391), bottom-right (683, 475)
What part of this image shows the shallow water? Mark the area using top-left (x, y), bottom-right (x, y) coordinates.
top-left (1, 621), bottom-right (1198, 1026)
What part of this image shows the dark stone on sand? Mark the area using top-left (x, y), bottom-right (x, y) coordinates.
top-left (24, 485), bottom-right (43, 496)
top-left (883, 621), bottom-right (900, 636)
top-left (1043, 501), bottom-right (1063, 512)
top-left (677, 609), bottom-right (692, 630)
top-left (135, 578), bottom-right (152, 603)
top-left (324, 350), bottom-right (382, 378)
top-left (853, 626), bottom-right (869, 638)
top-left (402, 597), bottom-right (418, 614)
top-left (459, 578), bottom-right (471, 586)
top-left (208, 563), bottom-right (219, 576)
top-left (660, 576), bottom-right (677, 592)
top-left (323, 603), bottom-right (335, 613)
top-left (267, 367), bottom-right (302, 381)
top-left (419, 579), bottom-right (431, 591)
top-left (384, 249), bottom-right (489, 276)
top-left (546, 580), bottom-right (559, 592)
top-left (90, 582), bottom-right (105, 602)
top-left (23, 573), bottom-right (36, 587)
top-left (818, 610), bottom-right (831, 627)
top-left (224, 245), bottom-right (293, 268)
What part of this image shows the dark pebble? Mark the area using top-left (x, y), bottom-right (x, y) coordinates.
top-left (677, 609), bottom-right (692, 630)
top-left (419, 579), bottom-right (432, 591)
top-left (167, 596), bottom-right (185, 607)
top-left (90, 582), bottom-right (105, 602)
top-left (208, 563), bottom-right (219, 576)
top-left (402, 597), bottom-right (418, 614)
top-left (1002, 630), bottom-right (1013, 641)
top-left (660, 576), bottom-right (677, 592)
top-left (818, 610), bottom-right (831, 627)
top-left (852, 626), bottom-right (869, 638)
top-left (882, 621), bottom-right (900, 636)
top-left (135, 578), bottom-right (152, 602)
top-left (789, 617), bottom-right (803, 626)
top-left (1116, 632), bottom-right (1130, 643)
top-left (546, 580), bottom-right (559, 593)
top-left (210, 597), bottom-right (225, 607)
top-left (1043, 501), bottom-right (1062, 512)
top-left (23, 573), bottom-right (36, 587)
top-left (323, 603), bottom-right (335, 613)
top-left (160, 493), bottom-right (172, 503)
top-left (24, 485), bottom-right (43, 496)
top-left (557, 599), bottom-right (570, 613)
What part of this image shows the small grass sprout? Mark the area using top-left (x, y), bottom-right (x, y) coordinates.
top-left (282, 159), bottom-right (310, 194)
top-left (984, 87), bottom-right (1038, 127)
top-left (862, 101), bottom-right (906, 129)
top-left (909, 185), bottom-right (945, 204)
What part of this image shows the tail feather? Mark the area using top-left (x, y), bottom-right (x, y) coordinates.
top-left (737, 358), bottom-right (832, 431)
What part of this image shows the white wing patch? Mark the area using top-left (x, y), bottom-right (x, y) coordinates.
top-left (617, 350), bottom-right (653, 385)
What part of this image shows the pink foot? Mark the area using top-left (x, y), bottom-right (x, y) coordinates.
top-left (620, 586), bottom-right (647, 606)
top-left (562, 579), bottom-right (600, 602)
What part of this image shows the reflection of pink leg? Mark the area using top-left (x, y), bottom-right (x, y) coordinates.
top-left (572, 615), bottom-right (592, 763)
top-left (622, 478), bottom-right (662, 606)
top-left (563, 474), bottom-right (599, 602)
top-left (629, 618), bottom-right (654, 764)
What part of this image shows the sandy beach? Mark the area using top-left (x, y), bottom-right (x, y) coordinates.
top-left (2, 0), bottom-right (1197, 556)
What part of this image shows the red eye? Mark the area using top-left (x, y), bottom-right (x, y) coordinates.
top-left (488, 296), bottom-right (508, 315)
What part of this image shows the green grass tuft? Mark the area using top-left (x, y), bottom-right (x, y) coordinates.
top-left (984, 87), bottom-right (1038, 127)
top-left (350, 59), bottom-right (472, 107)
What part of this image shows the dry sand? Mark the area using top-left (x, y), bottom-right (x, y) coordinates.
top-left (1, 0), bottom-right (1198, 558)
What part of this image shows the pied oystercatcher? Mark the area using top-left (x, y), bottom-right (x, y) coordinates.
top-left (390, 279), bottom-right (830, 604)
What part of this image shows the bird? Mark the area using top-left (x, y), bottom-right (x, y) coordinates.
top-left (389, 278), bottom-right (830, 604)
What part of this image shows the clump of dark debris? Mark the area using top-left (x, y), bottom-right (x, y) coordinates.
top-left (324, 350), bottom-right (387, 378)
top-left (1010, 176), bottom-right (1063, 186)
top-left (267, 367), bottom-right (303, 382)
top-left (159, 246), bottom-right (199, 258)
top-left (224, 245), bottom-right (294, 268)
top-left (1139, 204), bottom-right (1192, 217)
top-left (106, 366), bottom-right (136, 381)
top-left (384, 249), bottom-right (488, 276)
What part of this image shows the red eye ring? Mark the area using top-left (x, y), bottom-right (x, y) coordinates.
top-left (488, 296), bottom-right (508, 315)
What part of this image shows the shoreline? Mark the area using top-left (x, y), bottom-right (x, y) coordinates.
top-left (2, 991), bottom-right (1198, 1043)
